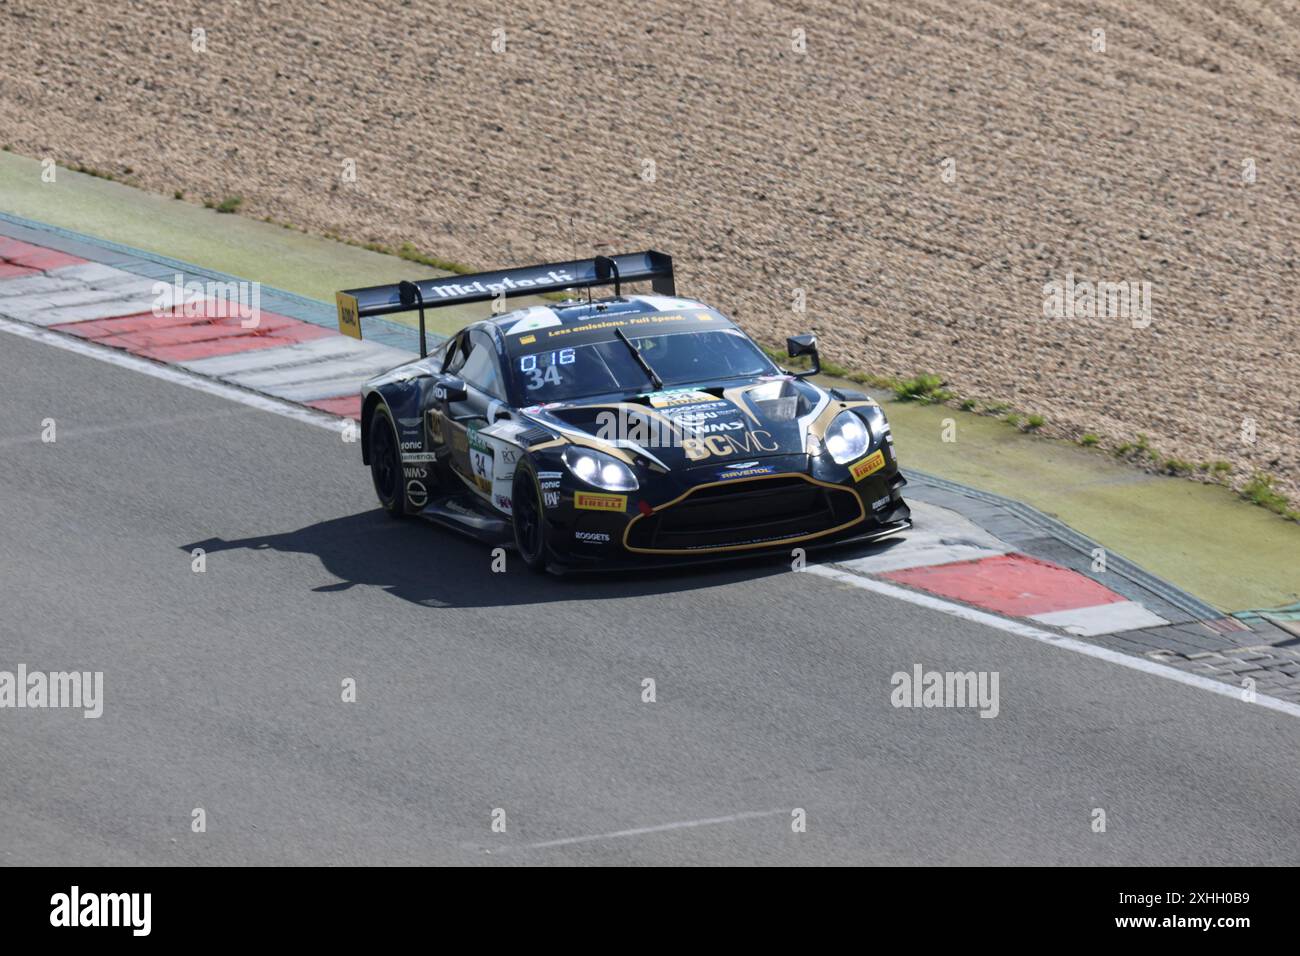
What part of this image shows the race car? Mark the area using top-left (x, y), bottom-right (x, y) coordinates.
top-left (336, 251), bottom-right (911, 572)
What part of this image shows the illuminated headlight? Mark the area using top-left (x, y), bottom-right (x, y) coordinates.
top-left (562, 446), bottom-right (639, 491)
top-left (823, 411), bottom-right (870, 464)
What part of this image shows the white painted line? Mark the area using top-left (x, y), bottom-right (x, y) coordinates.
top-left (227, 353), bottom-right (406, 389)
top-left (0, 273), bottom-right (204, 325)
top-left (45, 262), bottom-right (145, 284)
top-left (1030, 600), bottom-right (1169, 636)
top-left (0, 275), bottom-right (82, 299)
top-left (3, 297), bottom-right (153, 326)
top-left (179, 336), bottom-right (373, 375)
top-left (0, 262), bottom-right (138, 298)
top-left (0, 316), bottom-right (347, 433)
top-left (262, 377), bottom-right (378, 402)
top-left (806, 564), bottom-right (1300, 719)
top-left (505, 809), bottom-right (787, 852)
top-left (834, 500), bottom-right (1008, 574)
top-left (36, 286), bottom-right (151, 309)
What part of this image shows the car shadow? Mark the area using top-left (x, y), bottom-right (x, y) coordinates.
top-left (180, 509), bottom-right (878, 609)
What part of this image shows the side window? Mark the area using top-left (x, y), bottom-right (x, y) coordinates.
top-left (443, 333), bottom-right (470, 374)
top-left (426, 336), bottom-right (452, 372)
top-left (459, 330), bottom-right (505, 399)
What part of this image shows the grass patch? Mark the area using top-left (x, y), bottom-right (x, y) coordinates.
top-left (959, 399), bottom-right (977, 411)
top-left (214, 196), bottom-right (243, 214)
top-left (1163, 457), bottom-right (1194, 476)
top-left (1242, 474), bottom-right (1300, 520)
top-left (69, 163), bottom-right (118, 181)
top-left (758, 345), bottom-right (896, 391)
top-left (394, 241), bottom-right (475, 275)
top-left (1079, 433), bottom-right (1100, 447)
top-left (1117, 434), bottom-right (1154, 459)
top-left (1003, 413), bottom-right (1021, 427)
top-left (1024, 413), bottom-right (1045, 430)
top-left (894, 373), bottom-right (951, 403)
top-left (173, 190), bottom-right (184, 200)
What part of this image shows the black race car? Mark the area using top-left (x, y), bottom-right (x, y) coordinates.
top-left (335, 252), bottom-right (911, 572)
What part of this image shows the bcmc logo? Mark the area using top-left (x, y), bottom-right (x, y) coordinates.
top-left (682, 429), bottom-right (778, 461)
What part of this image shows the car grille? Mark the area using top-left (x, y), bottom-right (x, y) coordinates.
top-left (624, 474), bottom-right (864, 553)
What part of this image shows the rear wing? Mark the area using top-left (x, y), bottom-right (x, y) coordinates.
top-left (335, 250), bottom-right (675, 357)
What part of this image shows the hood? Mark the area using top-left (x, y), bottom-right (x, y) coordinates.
top-left (526, 377), bottom-right (828, 471)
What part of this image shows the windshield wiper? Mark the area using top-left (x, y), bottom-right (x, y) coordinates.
top-left (614, 328), bottom-right (664, 391)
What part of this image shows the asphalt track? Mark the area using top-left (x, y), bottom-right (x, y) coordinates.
top-left (2, 332), bottom-right (1299, 866)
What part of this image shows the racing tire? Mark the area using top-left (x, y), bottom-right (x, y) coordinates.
top-left (511, 459), bottom-right (549, 573)
top-left (369, 405), bottom-right (408, 519)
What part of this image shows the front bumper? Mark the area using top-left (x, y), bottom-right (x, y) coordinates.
top-left (542, 449), bottom-right (911, 571)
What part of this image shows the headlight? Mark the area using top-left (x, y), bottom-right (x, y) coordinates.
top-left (823, 411), bottom-right (870, 464)
top-left (562, 446), bottom-right (639, 491)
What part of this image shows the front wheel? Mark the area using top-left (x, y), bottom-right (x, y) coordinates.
top-left (511, 460), bottom-right (549, 573)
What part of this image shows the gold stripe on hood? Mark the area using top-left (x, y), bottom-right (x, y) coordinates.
top-left (721, 385), bottom-right (763, 425)
top-left (808, 399), bottom-right (877, 439)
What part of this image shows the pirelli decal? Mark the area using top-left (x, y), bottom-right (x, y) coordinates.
top-left (336, 291), bottom-right (362, 339)
top-left (575, 492), bottom-right (627, 512)
top-left (849, 449), bottom-right (886, 482)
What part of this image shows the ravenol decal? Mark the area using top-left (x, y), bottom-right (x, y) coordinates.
top-left (850, 450), bottom-right (886, 482)
top-left (336, 292), bottom-right (362, 339)
top-left (575, 492), bottom-right (627, 512)
top-left (719, 464), bottom-right (774, 480)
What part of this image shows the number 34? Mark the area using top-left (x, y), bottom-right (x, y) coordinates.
top-left (527, 364), bottom-right (562, 389)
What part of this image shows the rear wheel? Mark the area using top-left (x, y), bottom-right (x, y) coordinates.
top-left (511, 460), bottom-right (548, 572)
top-left (369, 405), bottom-right (407, 519)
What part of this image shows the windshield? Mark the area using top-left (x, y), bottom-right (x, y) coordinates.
top-left (510, 328), bottom-right (780, 404)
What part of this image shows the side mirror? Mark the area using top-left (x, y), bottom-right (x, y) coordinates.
top-left (433, 376), bottom-right (468, 404)
top-left (786, 334), bottom-right (820, 378)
